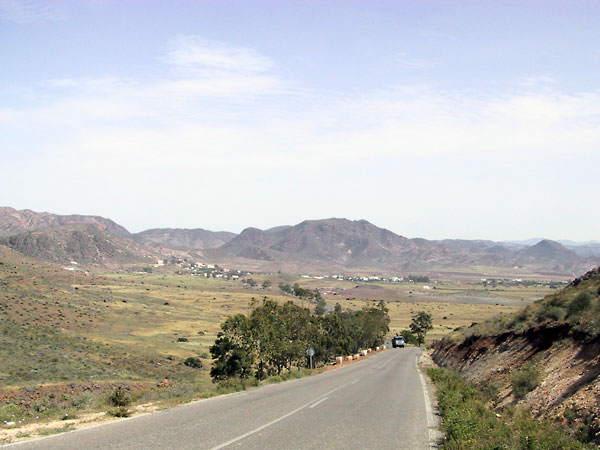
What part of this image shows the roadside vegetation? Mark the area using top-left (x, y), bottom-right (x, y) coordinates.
top-left (210, 298), bottom-right (390, 382)
top-left (427, 367), bottom-right (595, 449)
top-left (452, 268), bottom-right (600, 342)
top-left (398, 311), bottom-right (433, 345)
top-left (0, 242), bottom-right (551, 442)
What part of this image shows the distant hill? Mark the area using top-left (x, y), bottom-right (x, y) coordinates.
top-left (214, 219), bottom-right (598, 275)
top-left (515, 239), bottom-right (580, 267)
top-left (0, 207), bottom-right (129, 237)
top-left (0, 223), bottom-right (154, 265)
top-left (1, 207), bottom-right (597, 275)
top-left (132, 228), bottom-right (236, 252)
top-left (502, 238), bottom-right (600, 257)
top-left (219, 218), bottom-right (412, 267)
top-left (569, 243), bottom-right (600, 258)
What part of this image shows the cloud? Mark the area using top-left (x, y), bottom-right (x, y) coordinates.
top-left (0, 0), bottom-right (64, 23)
top-left (1, 36), bottom-right (599, 237)
top-left (162, 35), bottom-right (274, 74)
top-left (395, 53), bottom-right (434, 70)
top-left (517, 75), bottom-right (556, 87)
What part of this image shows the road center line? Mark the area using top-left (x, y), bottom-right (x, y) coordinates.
top-left (210, 379), bottom-right (355, 449)
top-left (308, 396), bottom-right (328, 408)
top-left (377, 351), bottom-right (400, 369)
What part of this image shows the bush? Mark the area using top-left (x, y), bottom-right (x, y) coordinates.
top-left (568, 293), bottom-right (592, 317)
top-left (183, 357), bottom-right (203, 369)
top-left (108, 387), bottom-right (130, 407)
top-left (427, 367), bottom-right (593, 449)
top-left (108, 406), bottom-right (130, 418)
top-left (535, 305), bottom-right (567, 323)
top-left (399, 329), bottom-right (419, 345)
top-left (511, 364), bottom-right (542, 400)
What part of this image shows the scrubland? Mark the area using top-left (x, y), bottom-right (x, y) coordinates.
top-left (0, 244), bottom-right (555, 443)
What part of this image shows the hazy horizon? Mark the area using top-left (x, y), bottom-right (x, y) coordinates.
top-left (2, 1), bottom-right (598, 241)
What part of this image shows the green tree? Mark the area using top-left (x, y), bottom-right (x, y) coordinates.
top-left (409, 311), bottom-right (433, 346)
top-left (210, 314), bottom-right (254, 381)
top-left (262, 280), bottom-right (272, 289)
top-left (314, 297), bottom-right (327, 316)
top-left (278, 282), bottom-right (292, 294)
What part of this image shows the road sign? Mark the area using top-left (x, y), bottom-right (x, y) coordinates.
top-left (306, 347), bottom-right (315, 369)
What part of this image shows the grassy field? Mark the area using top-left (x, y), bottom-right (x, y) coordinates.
top-left (288, 276), bottom-right (551, 340)
top-left (0, 244), bottom-right (556, 442)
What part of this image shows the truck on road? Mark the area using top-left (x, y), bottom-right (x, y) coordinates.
top-left (392, 336), bottom-right (405, 348)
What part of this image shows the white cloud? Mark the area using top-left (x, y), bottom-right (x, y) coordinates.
top-left (395, 53), bottom-right (434, 70)
top-left (162, 35), bottom-right (274, 74)
top-left (1, 36), bottom-right (599, 238)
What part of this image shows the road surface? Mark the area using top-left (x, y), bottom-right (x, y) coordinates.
top-left (8, 348), bottom-right (435, 450)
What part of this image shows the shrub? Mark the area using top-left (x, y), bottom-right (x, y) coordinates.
top-left (399, 329), bottom-right (419, 345)
top-left (427, 367), bottom-right (593, 449)
top-left (568, 293), bottom-right (592, 317)
top-left (535, 305), bottom-right (567, 323)
top-left (108, 387), bottom-right (130, 407)
top-left (511, 364), bottom-right (542, 400)
top-left (177, 337), bottom-right (189, 342)
top-left (183, 357), bottom-right (203, 369)
top-left (108, 406), bottom-right (130, 418)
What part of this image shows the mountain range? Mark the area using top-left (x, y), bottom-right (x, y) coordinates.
top-left (0, 207), bottom-right (598, 275)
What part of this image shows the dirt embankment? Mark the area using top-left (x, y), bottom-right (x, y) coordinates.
top-left (432, 326), bottom-right (600, 437)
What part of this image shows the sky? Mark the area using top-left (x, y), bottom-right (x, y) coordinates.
top-left (1, 0), bottom-right (599, 241)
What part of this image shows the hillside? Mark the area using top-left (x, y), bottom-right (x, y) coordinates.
top-left (432, 267), bottom-right (600, 444)
top-left (0, 207), bottom-right (129, 237)
top-left (0, 208), bottom-right (596, 275)
top-left (0, 223), bottom-right (154, 265)
top-left (515, 239), bottom-right (582, 271)
top-left (214, 218), bottom-right (597, 275)
top-left (133, 228), bottom-right (236, 252)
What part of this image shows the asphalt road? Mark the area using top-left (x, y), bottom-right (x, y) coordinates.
top-left (9, 348), bottom-right (435, 450)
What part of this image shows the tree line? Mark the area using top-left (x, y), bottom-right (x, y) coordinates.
top-left (210, 298), bottom-right (390, 382)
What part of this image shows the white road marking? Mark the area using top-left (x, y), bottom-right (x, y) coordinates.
top-left (351, 378), bottom-right (360, 384)
top-left (308, 396), bottom-right (328, 409)
top-left (210, 380), bottom-right (354, 449)
top-left (416, 353), bottom-right (438, 449)
top-left (377, 351), bottom-right (400, 369)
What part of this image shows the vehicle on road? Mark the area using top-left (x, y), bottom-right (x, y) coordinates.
top-left (392, 336), bottom-right (405, 348)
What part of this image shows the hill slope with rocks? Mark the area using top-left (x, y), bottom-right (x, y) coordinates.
top-left (0, 207), bottom-right (129, 237)
top-left (132, 228), bottom-right (236, 252)
top-left (432, 267), bottom-right (600, 444)
top-left (0, 223), bottom-right (155, 265)
top-left (1, 207), bottom-right (597, 275)
top-left (214, 218), bottom-right (598, 275)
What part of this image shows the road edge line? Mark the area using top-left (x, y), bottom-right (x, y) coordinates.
top-left (416, 352), bottom-right (439, 449)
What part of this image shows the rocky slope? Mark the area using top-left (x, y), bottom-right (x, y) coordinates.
top-left (132, 228), bottom-right (236, 252)
top-left (215, 218), bottom-right (597, 274)
top-left (432, 267), bottom-right (600, 443)
top-left (0, 223), bottom-right (155, 265)
top-left (0, 207), bottom-right (129, 237)
top-left (1, 207), bottom-right (597, 274)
